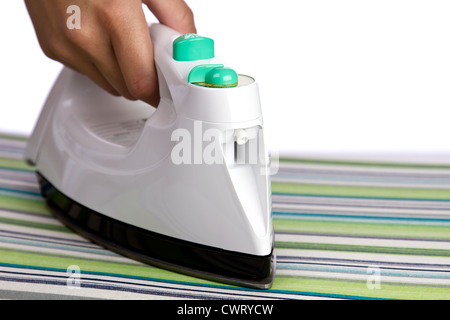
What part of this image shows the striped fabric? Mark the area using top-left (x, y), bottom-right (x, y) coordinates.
top-left (1, 133), bottom-right (449, 300)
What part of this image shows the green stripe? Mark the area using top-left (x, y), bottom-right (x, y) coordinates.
top-left (0, 248), bottom-right (222, 287)
top-left (0, 217), bottom-right (69, 233)
top-left (0, 194), bottom-right (49, 216)
top-left (272, 182), bottom-right (450, 200)
top-left (0, 157), bottom-right (34, 171)
top-left (0, 134), bottom-right (28, 142)
top-left (275, 241), bottom-right (450, 257)
top-left (279, 157), bottom-right (450, 170)
top-left (273, 218), bottom-right (450, 240)
top-left (274, 276), bottom-right (450, 300)
top-left (3, 248), bottom-right (448, 299)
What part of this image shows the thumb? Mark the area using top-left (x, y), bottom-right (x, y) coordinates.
top-left (143, 0), bottom-right (196, 34)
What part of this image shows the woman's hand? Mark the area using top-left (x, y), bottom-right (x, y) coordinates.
top-left (25, 0), bottom-right (196, 107)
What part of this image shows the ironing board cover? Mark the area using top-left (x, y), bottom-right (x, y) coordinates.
top-left (1, 133), bottom-right (450, 300)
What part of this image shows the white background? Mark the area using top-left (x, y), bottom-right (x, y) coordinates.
top-left (1, 1), bottom-right (449, 161)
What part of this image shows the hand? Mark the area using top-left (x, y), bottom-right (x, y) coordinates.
top-left (24, 0), bottom-right (196, 107)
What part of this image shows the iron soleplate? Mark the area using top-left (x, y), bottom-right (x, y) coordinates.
top-left (37, 172), bottom-right (275, 289)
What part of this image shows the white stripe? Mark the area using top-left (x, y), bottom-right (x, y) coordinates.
top-left (0, 266), bottom-right (325, 300)
top-left (272, 195), bottom-right (450, 209)
top-left (0, 242), bottom-right (135, 263)
top-left (276, 249), bottom-right (450, 266)
top-left (275, 269), bottom-right (450, 286)
top-left (0, 210), bottom-right (58, 225)
top-left (279, 161), bottom-right (450, 176)
top-left (272, 203), bottom-right (450, 217)
top-left (0, 138), bottom-right (27, 148)
top-left (0, 229), bottom-right (88, 244)
top-left (0, 152), bottom-right (25, 160)
top-left (272, 176), bottom-right (450, 189)
top-left (0, 169), bottom-right (37, 181)
top-left (0, 228), bottom-right (98, 249)
top-left (277, 256), bottom-right (450, 272)
top-left (0, 222), bottom-right (83, 241)
top-left (0, 279), bottom-right (169, 300)
top-left (275, 234), bottom-right (450, 250)
top-left (0, 179), bottom-right (40, 192)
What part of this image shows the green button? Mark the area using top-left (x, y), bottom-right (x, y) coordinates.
top-left (205, 67), bottom-right (238, 87)
top-left (173, 34), bottom-right (214, 61)
top-left (188, 64), bottom-right (238, 88)
top-left (188, 64), bottom-right (223, 83)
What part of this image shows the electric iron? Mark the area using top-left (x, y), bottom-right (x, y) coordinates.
top-left (25, 23), bottom-right (275, 289)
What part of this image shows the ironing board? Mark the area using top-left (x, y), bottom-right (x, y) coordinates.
top-left (1, 132), bottom-right (449, 300)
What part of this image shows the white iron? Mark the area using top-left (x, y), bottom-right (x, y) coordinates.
top-left (25, 23), bottom-right (275, 289)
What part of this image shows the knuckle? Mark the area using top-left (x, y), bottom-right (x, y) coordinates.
top-left (93, 0), bottom-right (128, 29)
top-left (40, 43), bottom-right (57, 61)
top-left (127, 76), bottom-right (157, 100)
top-left (40, 37), bottom-right (64, 61)
top-left (62, 24), bottom-right (90, 46)
top-left (176, 7), bottom-right (195, 30)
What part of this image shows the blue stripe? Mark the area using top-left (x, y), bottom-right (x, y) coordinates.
top-left (274, 173), bottom-right (450, 186)
top-left (0, 186), bottom-right (41, 197)
top-left (0, 237), bottom-right (118, 257)
top-left (277, 264), bottom-right (450, 279)
top-left (272, 192), bottom-right (450, 202)
top-left (273, 211), bottom-right (450, 223)
top-left (0, 166), bottom-right (34, 173)
top-left (0, 262), bottom-right (386, 300)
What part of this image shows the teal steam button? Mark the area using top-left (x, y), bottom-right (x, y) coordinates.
top-left (173, 34), bottom-right (214, 61)
top-left (188, 64), bottom-right (238, 88)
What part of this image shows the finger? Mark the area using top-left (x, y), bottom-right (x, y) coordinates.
top-left (59, 2), bottom-right (137, 101)
top-left (143, 0), bottom-right (196, 34)
top-left (91, 51), bottom-right (137, 100)
top-left (107, 1), bottom-right (159, 105)
top-left (59, 52), bottom-right (121, 97)
top-left (78, 34), bottom-right (137, 101)
top-left (38, 31), bottom-right (122, 98)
